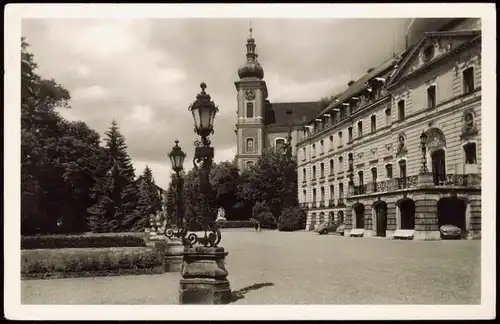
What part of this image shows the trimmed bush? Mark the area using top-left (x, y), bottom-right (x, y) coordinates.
top-left (217, 221), bottom-right (254, 229)
top-left (278, 207), bottom-right (306, 232)
top-left (257, 212), bottom-right (277, 229)
top-left (21, 247), bottom-right (162, 279)
top-left (21, 234), bottom-right (146, 250)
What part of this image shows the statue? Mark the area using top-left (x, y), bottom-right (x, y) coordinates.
top-left (215, 207), bottom-right (227, 223)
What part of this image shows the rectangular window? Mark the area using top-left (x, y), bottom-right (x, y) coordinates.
top-left (371, 115), bottom-right (377, 133)
top-left (302, 147), bottom-right (306, 160)
top-left (313, 188), bottom-right (317, 202)
top-left (338, 132), bottom-right (343, 146)
top-left (398, 100), bottom-right (405, 121)
top-left (427, 85), bottom-right (436, 109)
top-left (320, 187), bottom-right (325, 201)
top-left (399, 160), bottom-right (407, 178)
top-left (246, 102), bottom-right (254, 118)
top-left (329, 135), bottom-right (334, 151)
top-left (348, 127), bottom-right (353, 142)
top-left (357, 121), bottom-right (363, 137)
top-left (464, 143), bottom-right (477, 164)
top-left (320, 140), bottom-right (324, 153)
top-left (463, 67), bottom-right (475, 94)
top-left (329, 185), bottom-right (334, 199)
top-left (320, 163), bottom-right (325, 177)
top-left (312, 166), bottom-right (317, 180)
top-left (339, 183), bottom-right (344, 199)
top-left (385, 108), bottom-right (391, 126)
top-left (246, 138), bottom-right (254, 153)
top-left (358, 171), bottom-right (364, 186)
top-left (338, 156), bottom-right (344, 172)
top-left (385, 164), bottom-right (393, 179)
top-left (312, 144), bottom-right (316, 157)
top-left (302, 168), bottom-right (306, 181)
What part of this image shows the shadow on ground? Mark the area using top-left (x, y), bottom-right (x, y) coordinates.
top-left (230, 282), bottom-right (275, 303)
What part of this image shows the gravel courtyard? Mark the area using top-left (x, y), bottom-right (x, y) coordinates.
top-left (22, 230), bottom-right (481, 305)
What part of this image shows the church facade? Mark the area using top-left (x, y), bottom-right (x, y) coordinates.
top-left (234, 29), bottom-right (323, 171)
top-left (296, 18), bottom-right (482, 240)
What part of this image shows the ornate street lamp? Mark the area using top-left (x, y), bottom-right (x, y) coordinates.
top-left (285, 108), bottom-right (293, 157)
top-left (179, 82), bottom-right (230, 305)
top-left (184, 82), bottom-right (221, 247)
top-left (420, 131), bottom-right (429, 173)
top-left (167, 140), bottom-right (186, 239)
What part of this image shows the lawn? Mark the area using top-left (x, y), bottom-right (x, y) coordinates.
top-left (21, 230), bottom-right (481, 305)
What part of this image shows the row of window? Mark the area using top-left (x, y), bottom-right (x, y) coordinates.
top-left (304, 183), bottom-right (345, 203)
top-left (302, 159), bottom-right (403, 183)
top-left (243, 137), bottom-right (288, 154)
top-left (302, 143), bottom-right (478, 187)
top-left (300, 67), bottom-right (476, 160)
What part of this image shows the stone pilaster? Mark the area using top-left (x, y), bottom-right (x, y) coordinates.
top-left (468, 194), bottom-right (482, 238)
top-left (179, 247), bottom-right (231, 305)
top-left (385, 201), bottom-right (397, 238)
top-left (414, 194), bottom-right (440, 240)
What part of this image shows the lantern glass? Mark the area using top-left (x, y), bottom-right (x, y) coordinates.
top-left (168, 141), bottom-right (186, 170)
top-left (420, 132), bottom-right (428, 146)
top-left (199, 105), bottom-right (212, 132)
top-left (191, 105), bottom-right (201, 133)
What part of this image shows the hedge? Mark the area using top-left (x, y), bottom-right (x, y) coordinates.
top-left (21, 247), bottom-right (162, 279)
top-left (278, 207), bottom-right (306, 232)
top-left (217, 221), bottom-right (254, 228)
top-left (21, 234), bottom-right (147, 250)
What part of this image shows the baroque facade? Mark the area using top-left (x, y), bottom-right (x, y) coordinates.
top-left (296, 18), bottom-right (482, 240)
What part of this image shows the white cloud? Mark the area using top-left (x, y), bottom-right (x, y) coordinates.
top-left (124, 105), bottom-right (154, 124)
top-left (214, 146), bottom-right (237, 164)
top-left (72, 85), bottom-right (109, 101)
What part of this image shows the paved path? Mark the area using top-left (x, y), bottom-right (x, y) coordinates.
top-left (22, 230), bottom-right (481, 304)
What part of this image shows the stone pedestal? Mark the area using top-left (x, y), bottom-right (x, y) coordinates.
top-left (179, 246), bottom-right (231, 305)
top-left (417, 172), bottom-right (434, 188)
top-left (164, 240), bottom-right (184, 272)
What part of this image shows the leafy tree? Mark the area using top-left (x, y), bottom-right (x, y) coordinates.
top-left (209, 161), bottom-right (241, 220)
top-left (237, 148), bottom-right (298, 219)
top-left (21, 37), bottom-right (102, 235)
top-left (278, 207), bottom-right (306, 231)
top-left (87, 120), bottom-right (139, 232)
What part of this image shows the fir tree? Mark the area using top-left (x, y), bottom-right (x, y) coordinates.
top-left (87, 120), bottom-right (139, 232)
top-left (135, 166), bottom-right (162, 231)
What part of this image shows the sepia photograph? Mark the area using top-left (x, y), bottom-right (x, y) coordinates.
top-left (4, 3), bottom-right (496, 321)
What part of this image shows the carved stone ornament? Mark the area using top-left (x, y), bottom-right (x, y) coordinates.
top-left (357, 152), bottom-right (363, 160)
top-left (370, 148), bottom-right (377, 155)
top-left (426, 128), bottom-right (446, 151)
top-left (245, 89), bottom-right (256, 101)
top-left (385, 143), bottom-right (392, 151)
top-left (396, 133), bottom-right (407, 155)
top-left (461, 109), bottom-right (478, 140)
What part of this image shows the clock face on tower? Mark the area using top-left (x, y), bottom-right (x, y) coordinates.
top-left (245, 89), bottom-right (256, 101)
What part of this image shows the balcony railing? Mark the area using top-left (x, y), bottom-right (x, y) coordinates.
top-left (396, 176), bottom-right (419, 189)
top-left (353, 184), bottom-right (367, 195)
top-left (319, 201), bottom-right (325, 207)
top-left (328, 199), bottom-right (336, 207)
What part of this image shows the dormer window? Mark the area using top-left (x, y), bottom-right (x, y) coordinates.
top-left (422, 45), bottom-right (435, 63)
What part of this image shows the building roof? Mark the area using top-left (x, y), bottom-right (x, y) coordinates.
top-left (311, 53), bottom-right (403, 121)
top-left (267, 101), bottom-right (324, 127)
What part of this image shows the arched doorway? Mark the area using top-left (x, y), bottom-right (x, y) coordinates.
top-left (397, 198), bottom-right (416, 230)
top-left (438, 197), bottom-right (467, 237)
top-left (329, 211), bottom-right (335, 223)
top-left (425, 128), bottom-right (447, 185)
top-left (338, 210), bottom-right (344, 224)
top-left (353, 203), bottom-right (365, 229)
top-left (373, 201), bottom-right (387, 237)
top-left (431, 149), bottom-right (446, 185)
top-left (310, 213), bottom-right (317, 231)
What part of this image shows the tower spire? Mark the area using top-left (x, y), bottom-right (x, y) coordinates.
top-left (249, 20), bottom-right (252, 37)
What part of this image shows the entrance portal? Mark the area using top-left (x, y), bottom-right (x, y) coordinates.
top-left (398, 198), bottom-right (416, 230)
top-left (353, 203), bottom-right (365, 229)
top-left (373, 201), bottom-right (387, 237)
top-left (438, 197), bottom-right (467, 237)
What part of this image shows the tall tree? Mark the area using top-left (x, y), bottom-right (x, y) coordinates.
top-left (135, 166), bottom-right (162, 231)
top-left (209, 161), bottom-right (241, 220)
top-left (237, 148), bottom-right (298, 219)
top-left (87, 120), bottom-right (139, 232)
top-left (21, 37), bottom-right (102, 234)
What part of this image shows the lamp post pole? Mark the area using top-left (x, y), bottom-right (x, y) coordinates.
top-left (420, 131), bottom-right (428, 173)
top-left (167, 140), bottom-right (186, 239)
top-left (178, 82), bottom-right (231, 305)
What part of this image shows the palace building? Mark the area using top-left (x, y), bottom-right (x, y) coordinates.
top-left (296, 18), bottom-right (482, 240)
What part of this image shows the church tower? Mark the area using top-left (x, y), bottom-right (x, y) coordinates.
top-left (234, 26), bottom-right (268, 171)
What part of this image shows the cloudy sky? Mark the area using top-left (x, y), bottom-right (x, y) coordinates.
top-left (22, 18), bottom-right (411, 189)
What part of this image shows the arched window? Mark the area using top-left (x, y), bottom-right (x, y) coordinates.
top-left (302, 168), bottom-right (306, 181)
top-left (246, 138), bottom-right (254, 153)
top-left (312, 165), bottom-right (317, 180)
top-left (329, 159), bottom-right (334, 175)
top-left (338, 156), bottom-right (344, 172)
top-left (275, 138), bottom-right (286, 149)
top-left (464, 142), bottom-right (477, 164)
top-left (385, 164), bottom-right (393, 179)
top-left (246, 102), bottom-right (254, 118)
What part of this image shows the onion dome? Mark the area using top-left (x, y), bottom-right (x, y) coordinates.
top-left (238, 27), bottom-right (264, 80)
